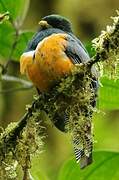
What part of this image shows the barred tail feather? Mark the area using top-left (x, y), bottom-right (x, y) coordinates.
top-left (73, 137), bottom-right (92, 169)
top-left (80, 153), bottom-right (92, 169)
top-left (73, 138), bottom-right (84, 163)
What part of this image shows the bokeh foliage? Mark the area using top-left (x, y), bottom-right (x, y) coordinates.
top-left (58, 151), bottom-right (119, 180)
top-left (0, 0), bottom-right (33, 60)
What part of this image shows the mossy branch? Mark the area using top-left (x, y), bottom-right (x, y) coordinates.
top-left (88, 10), bottom-right (119, 78)
top-left (0, 64), bottom-right (96, 178)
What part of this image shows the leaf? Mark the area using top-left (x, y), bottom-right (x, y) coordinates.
top-left (0, 0), bottom-right (30, 24)
top-left (0, 22), bottom-right (33, 60)
top-left (0, 0), bottom-right (31, 60)
top-left (85, 42), bottom-right (96, 57)
top-left (0, 21), bottom-right (14, 59)
top-left (58, 151), bottom-right (119, 180)
top-left (98, 77), bottom-right (119, 110)
top-left (12, 31), bottom-right (34, 60)
top-left (31, 156), bottom-right (49, 180)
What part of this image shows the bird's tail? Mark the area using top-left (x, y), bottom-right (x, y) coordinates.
top-left (73, 133), bottom-right (92, 169)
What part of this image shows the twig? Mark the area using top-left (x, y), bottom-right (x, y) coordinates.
top-left (0, 98), bottom-right (41, 154)
top-left (1, 75), bottom-right (33, 87)
top-left (0, 87), bottom-right (33, 94)
top-left (0, 75), bottom-right (33, 93)
top-left (0, 11), bottom-right (9, 22)
top-left (88, 11), bottom-right (119, 68)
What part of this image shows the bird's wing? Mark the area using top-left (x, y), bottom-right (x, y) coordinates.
top-left (65, 35), bottom-right (90, 64)
top-left (26, 28), bottom-right (65, 51)
top-left (65, 34), bottom-right (98, 83)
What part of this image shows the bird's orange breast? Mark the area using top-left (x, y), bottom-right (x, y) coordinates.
top-left (20, 33), bottom-right (74, 92)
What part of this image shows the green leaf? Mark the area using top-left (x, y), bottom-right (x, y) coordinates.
top-left (31, 170), bottom-right (48, 180)
top-left (85, 42), bottom-right (96, 57)
top-left (98, 77), bottom-right (119, 110)
top-left (31, 156), bottom-right (49, 180)
top-left (0, 21), bottom-right (14, 59)
top-left (0, 22), bottom-right (34, 60)
top-left (58, 151), bottom-right (119, 180)
top-left (0, 0), bottom-right (30, 23)
top-left (12, 31), bottom-right (34, 60)
top-left (0, 0), bottom-right (31, 60)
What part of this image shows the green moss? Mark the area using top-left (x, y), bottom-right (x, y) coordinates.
top-left (92, 11), bottom-right (119, 79)
top-left (0, 110), bottom-right (45, 179)
top-left (0, 63), bottom-right (97, 177)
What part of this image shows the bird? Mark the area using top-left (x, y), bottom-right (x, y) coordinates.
top-left (20, 14), bottom-right (97, 169)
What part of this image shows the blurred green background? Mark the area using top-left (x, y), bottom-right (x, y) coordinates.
top-left (0, 0), bottom-right (119, 179)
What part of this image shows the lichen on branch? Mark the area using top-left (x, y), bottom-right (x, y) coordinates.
top-left (91, 10), bottom-right (119, 78)
top-left (0, 64), bottom-right (97, 178)
top-left (0, 106), bottom-right (46, 179)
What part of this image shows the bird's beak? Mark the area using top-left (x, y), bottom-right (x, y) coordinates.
top-left (38, 20), bottom-right (51, 29)
top-left (20, 51), bottom-right (35, 74)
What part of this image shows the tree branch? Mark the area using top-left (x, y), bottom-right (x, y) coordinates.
top-left (0, 75), bottom-right (33, 93)
top-left (0, 64), bottom-right (96, 176)
top-left (1, 74), bottom-right (32, 86)
top-left (88, 11), bottom-right (119, 74)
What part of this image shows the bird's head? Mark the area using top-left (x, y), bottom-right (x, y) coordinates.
top-left (39, 14), bottom-right (72, 33)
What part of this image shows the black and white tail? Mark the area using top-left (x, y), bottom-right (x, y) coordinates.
top-left (73, 135), bottom-right (92, 169)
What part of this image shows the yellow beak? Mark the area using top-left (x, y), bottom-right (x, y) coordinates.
top-left (38, 20), bottom-right (51, 28)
